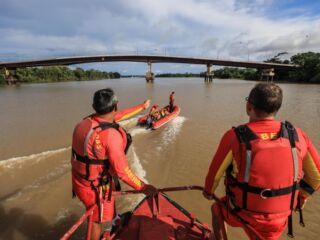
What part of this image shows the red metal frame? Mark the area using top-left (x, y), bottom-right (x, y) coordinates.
top-left (60, 205), bottom-right (96, 240)
top-left (60, 186), bottom-right (265, 240)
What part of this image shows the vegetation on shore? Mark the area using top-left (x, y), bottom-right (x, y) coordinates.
top-left (155, 72), bottom-right (200, 78)
top-left (266, 52), bottom-right (320, 83)
top-left (0, 66), bottom-right (120, 84)
top-left (156, 52), bottom-right (320, 83)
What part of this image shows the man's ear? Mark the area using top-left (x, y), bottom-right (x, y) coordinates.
top-left (114, 104), bottom-right (118, 112)
top-left (246, 102), bottom-right (252, 116)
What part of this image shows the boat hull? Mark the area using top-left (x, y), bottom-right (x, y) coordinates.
top-left (109, 193), bottom-right (211, 240)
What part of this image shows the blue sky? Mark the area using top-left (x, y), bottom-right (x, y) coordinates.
top-left (1, 0), bottom-right (319, 74)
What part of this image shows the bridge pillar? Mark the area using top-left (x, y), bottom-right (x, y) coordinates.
top-left (145, 62), bottom-right (154, 83)
top-left (4, 68), bottom-right (18, 85)
top-left (204, 64), bottom-right (214, 83)
top-left (260, 68), bottom-right (275, 82)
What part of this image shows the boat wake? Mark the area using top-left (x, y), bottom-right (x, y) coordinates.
top-left (0, 147), bottom-right (71, 169)
top-left (159, 116), bottom-right (186, 148)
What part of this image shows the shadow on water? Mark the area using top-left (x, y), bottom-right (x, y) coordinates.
top-left (0, 201), bottom-right (85, 240)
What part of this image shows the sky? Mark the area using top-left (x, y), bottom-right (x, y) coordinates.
top-left (1, 0), bottom-right (320, 74)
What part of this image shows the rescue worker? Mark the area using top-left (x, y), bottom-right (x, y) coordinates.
top-left (169, 91), bottom-right (175, 112)
top-left (71, 88), bottom-right (157, 240)
top-left (203, 83), bottom-right (320, 240)
top-left (146, 104), bottom-right (158, 128)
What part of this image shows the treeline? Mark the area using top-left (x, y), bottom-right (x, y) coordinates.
top-left (0, 66), bottom-right (120, 84)
top-left (156, 69), bottom-right (258, 80)
top-left (156, 52), bottom-right (320, 83)
top-left (265, 52), bottom-right (320, 83)
top-left (213, 52), bottom-right (320, 83)
top-left (210, 68), bottom-right (258, 80)
top-left (156, 73), bottom-right (200, 77)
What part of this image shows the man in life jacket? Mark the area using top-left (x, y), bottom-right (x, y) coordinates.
top-left (146, 104), bottom-right (158, 128)
top-left (169, 91), bottom-right (175, 112)
top-left (203, 83), bottom-right (320, 240)
top-left (71, 88), bottom-right (157, 240)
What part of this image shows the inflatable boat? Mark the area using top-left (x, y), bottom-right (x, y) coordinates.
top-left (61, 186), bottom-right (212, 240)
top-left (138, 105), bottom-right (180, 129)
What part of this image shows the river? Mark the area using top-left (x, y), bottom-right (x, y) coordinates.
top-left (0, 78), bottom-right (319, 240)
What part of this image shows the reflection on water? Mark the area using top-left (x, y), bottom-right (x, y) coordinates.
top-left (0, 78), bottom-right (319, 239)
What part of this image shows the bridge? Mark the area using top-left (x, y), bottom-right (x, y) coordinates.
top-left (0, 54), bottom-right (299, 84)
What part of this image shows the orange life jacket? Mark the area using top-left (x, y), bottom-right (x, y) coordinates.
top-left (226, 121), bottom-right (302, 214)
top-left (71, 117), bottom-right (132, 186)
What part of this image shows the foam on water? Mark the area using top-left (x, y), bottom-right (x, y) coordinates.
top-left (55, 208), bottom-right (71, 222)
top-left (129, 146), bottom-right (148, 184)
top-left (160, 116), bottom-right (186, 147)
top-left (130, 127), bottom-right (150, 136)
top-left (0, 147), bottom-right (71, 169)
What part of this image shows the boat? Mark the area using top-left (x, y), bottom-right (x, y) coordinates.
top-left (138, 105), bottom-right (180, 129)
top-left (61, 186), bottom-right (212, 240)
top-left (115, 103), bottom-right (148, 122)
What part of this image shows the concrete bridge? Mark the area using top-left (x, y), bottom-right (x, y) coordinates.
top-left (0, 54), bottom-right (299, 84)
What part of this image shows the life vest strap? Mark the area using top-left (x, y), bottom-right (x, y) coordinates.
top-left (72, 149), bottom-right (109, 165)
top-left (228, 175), bottom-right (299, 199)
top-left (299, 179), bottom-right (315, 195)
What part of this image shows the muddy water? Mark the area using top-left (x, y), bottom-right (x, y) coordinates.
top-left (0, 78), bottom-right (319, 240)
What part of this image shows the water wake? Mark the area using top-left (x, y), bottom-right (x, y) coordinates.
top-left (160, 116), bottom-right (186, 147)
top-left (0, 147), bottom-right (71, 169)
top-left (118, 115), bottom-right (142, 129)
top-left (129, 146), bottom-right (148, 184)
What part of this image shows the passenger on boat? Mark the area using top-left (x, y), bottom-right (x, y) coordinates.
top-left (151, 110), bottom-right (161, 121)
top-left (71, 88), bottom-right (157, 240)
top-left (169, 91), bottom-right (175, 112)
top-left (146, 104), bottom-right (158, 128)
top-left (160, 107), bottom-right (169, 118)
top-left (203, 83), bottom-right (320, 240)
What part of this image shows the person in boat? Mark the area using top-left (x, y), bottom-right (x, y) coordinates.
top-left (71, 88), bottom-right (157, 240)
top-left (160, 107), bottom-right (169, 118)
top-left (203, 83), bottom-right (320, 240)
top-left (169, 91), bottom-right (175, 112)
top-left (146, 104), bottom-right (158, 128)
top-left (151, 109), bottom-right (162, 121)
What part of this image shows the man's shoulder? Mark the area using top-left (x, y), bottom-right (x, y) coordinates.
top-left (99, 126), bottom-right (121, 139)
top-left (222, 127), bottom-right (238, 140)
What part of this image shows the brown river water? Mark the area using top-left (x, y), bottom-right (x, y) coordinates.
top-left (0, 78), bottom-right (319, 240)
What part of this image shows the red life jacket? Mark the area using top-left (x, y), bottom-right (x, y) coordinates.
top-left (71, 117), bottom-right (132, 186)
top-left (226, 121), bottom-right (301, 214)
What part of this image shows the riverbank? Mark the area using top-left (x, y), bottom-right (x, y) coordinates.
top-left (0, 66), bottom-right (120, 85)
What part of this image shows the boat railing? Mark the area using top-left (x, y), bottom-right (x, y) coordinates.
top-left (60, 185), bottom-right (264, 240)
top-left (60, 185), bottom-right (205, 240)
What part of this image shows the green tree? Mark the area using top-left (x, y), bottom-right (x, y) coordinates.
top-left (0, 70), bottom-right (5, 85)
top-left (290, 52), bottom-right (320, 82)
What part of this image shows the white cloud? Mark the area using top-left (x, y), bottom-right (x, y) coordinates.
top-left (1, 0), bottom-right (320, 72)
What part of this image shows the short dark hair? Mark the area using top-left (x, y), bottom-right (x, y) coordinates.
top-left (248, 83), bottom-right (283, 114)
top-left (92, 88), bottom-right (118, 114)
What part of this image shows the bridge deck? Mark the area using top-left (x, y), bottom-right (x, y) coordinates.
top-left (0, 55), bottom-right (298, 70)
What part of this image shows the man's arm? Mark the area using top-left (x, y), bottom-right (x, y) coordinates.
top-left (115, 100), bottom-right (150, 122)
top-left (299, 131), bottom-right (320, 205)
top-left (204, 130), bottom-right (235, 197)
top-left (105, 129), bottom-right (145, 190)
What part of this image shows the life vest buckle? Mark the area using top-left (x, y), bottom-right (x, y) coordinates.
top-left (260, 188), bottom-right (271, 199)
